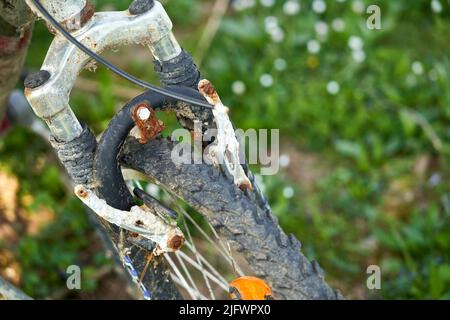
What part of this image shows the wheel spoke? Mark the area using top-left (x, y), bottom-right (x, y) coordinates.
top-left (164, 253), bottom-right (199, 300)
top-left (175, 250), bottom-right (229, 291)
top-left (180, 217), bottom-right (216, 300)
top-left (163, 189), bottom-right (243, 275)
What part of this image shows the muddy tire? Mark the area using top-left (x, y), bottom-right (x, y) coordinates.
top-left (121, 137), bottom-right (343, 300)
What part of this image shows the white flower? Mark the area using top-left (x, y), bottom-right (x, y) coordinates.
top-left (232, 0), bottom-right (256, 11)
top-left (348, 36), bottom-right (363, 51)
top-left (264, 16), bottom-right (278, 27)
top-left (352, 49), bottom-right (366, 63)
top-left (283, 0), bottom-right (301, 15)
top-left (260, 0), bottom-right (275, 7)
top-left (232, 81), bottom-right (246, 95)
top-left (282, 186), bottom-right (294, 198)
top-left (271, 28), bottom-right (285, 42)
top-left (411, 61), bottom-right (424, 75)
top-left (428, 69), bottom-right (438, 81)
top-left (315, 21), bottom-right (329, 37)
top-left (331, 18), bottom-right (345, 32)
top-left (351, 0), bottom-right (364, 14)
top-left (274, 58), bottom-right (287, 71)
top-left (312, 0), bottom-right (326, 13)
top-left (326, 81), bottom-right (340, 95)
top-left (279, 154), bottom-right (290, 167)
top-left (264, 16), bottom-right (284, 42)
top-left (260, 74), bottom-right (274, 87)
top-left (264, 16), bottom-right (279, 33)
top-left (431, 0), bottom-right (443, 13)
top-left (307, 39), bottom-right (321, 54)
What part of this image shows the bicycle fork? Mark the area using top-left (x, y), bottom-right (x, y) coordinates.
top-left (23, 0), bottom-right (201, 299)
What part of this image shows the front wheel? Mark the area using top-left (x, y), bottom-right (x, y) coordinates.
top-left (120, 137), bottom-right (342, 300)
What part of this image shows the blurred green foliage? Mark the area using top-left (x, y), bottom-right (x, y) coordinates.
top-left (0, 0), bottom-right (449, 299)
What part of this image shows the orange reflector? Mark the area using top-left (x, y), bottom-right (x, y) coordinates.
top-left (229, 276), bottom-right (274, 300)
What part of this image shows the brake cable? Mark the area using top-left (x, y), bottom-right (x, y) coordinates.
top-left (30, 0), bottom-right (214, 110)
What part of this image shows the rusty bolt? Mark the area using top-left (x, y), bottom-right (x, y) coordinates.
top-left (131, 103), bottom-right (165, 144)
top-left (75, 185), bottom-right (88, 199)
top-left (198, 79), bottom-right (215, 96)
top-left (167, 233), bottom-right (184, 251)
top-left (198, 79), bottom-right (220, 105)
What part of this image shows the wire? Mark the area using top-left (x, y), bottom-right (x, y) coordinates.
top-left (31, 0), bottom-right (213, 109)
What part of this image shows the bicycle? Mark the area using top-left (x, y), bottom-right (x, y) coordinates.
top-left (0, 0), bottom-right (342, 300)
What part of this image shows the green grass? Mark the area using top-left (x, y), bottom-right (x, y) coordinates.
top-left (0, 0), bottom-right (449, 299)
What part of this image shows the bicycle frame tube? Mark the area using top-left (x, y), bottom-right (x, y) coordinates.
top-left (24, 0), bottom-right (182, 142)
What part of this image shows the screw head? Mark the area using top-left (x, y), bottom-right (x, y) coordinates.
top-left (137, 106), bottom-right (151, 121)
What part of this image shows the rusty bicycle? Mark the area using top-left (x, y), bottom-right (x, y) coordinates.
top-left (0, 0), bottom-right (341, 300)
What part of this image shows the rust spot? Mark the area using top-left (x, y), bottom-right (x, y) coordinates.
top-left (198, 79), bottom-right (220, 105)
top-left (47, 1), bottom-right (95, 34)
top-left (75, 187), bottom-right (88, 198)
top-left (131, 103), bottom-right (165, 144)
top-left (130, 232), bottom-right (140, 238)
top-left (239, 180), bottom-right (253, 191)
top-left (167, 234), bottom-right (184, 251)
top-left (199, 80), bottom-right (215, 95)
top-left (24, 87), bottom-right (32, 98)
top-left (80, 1), bottom-right (96, 25)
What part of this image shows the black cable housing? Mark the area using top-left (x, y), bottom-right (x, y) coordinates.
top-left (93, 86), bottom-right (207, 210)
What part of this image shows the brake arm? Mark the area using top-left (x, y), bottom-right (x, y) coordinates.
top-left (74, 185), bottom-right (184, 255)
top-left (24, 0), bottom-right (183, 143)
top-left (198, 79), bottom-right (252, 190)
